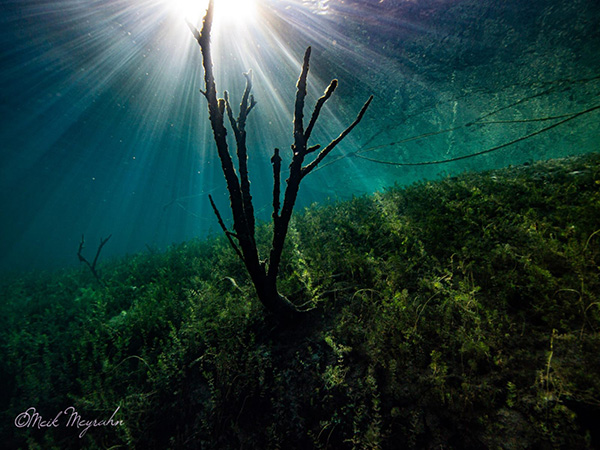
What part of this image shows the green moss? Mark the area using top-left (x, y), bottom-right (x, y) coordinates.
top-left (1, 154), bottom-right (599, 449)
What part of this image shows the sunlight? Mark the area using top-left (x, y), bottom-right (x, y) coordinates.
top-left (169, 0), bottom-right (258, 26)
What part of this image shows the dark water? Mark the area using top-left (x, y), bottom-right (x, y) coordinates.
top-left (1, 0), bottom-right (599, 274)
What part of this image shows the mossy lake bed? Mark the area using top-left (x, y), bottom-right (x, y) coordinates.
top-left (1, 153), bottom-right (599, 449)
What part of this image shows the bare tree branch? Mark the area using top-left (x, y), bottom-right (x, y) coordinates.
top-left (271, 148), bottom-right (282, 219)
top-left (293, 47), bottom-right (312, 155)
top-left (302, 95), bottom-right (373, 178)
top-left (305, 79), bottom-right (338, 143)
top-left (78, 234), bottom-right (111, 284)
top-left (209, 194), bottom-right (244, 261)
top-left (187, 1), bottom-right (371, 320)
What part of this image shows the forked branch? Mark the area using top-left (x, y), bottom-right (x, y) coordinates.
top-left (78, 234), bottom-right (111, 284)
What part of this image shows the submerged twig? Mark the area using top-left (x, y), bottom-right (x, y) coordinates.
top-left (351, 104), bottom-right (600, 167)
top-left (78, 234), bottom-right (111, 284)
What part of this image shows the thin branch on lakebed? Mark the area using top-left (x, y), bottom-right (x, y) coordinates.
top-left (78, 234), bottom-right (111, 285)
top-left (188, 0), bottom-right (372, 320)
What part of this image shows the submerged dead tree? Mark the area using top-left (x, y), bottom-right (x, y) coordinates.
top-left (77, 234), bottom-right (111, 284)
top-left (188, 0), bottom-right (372, 319)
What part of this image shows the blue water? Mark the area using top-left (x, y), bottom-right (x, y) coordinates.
top-left (1, 0), bottom-right (599, 274)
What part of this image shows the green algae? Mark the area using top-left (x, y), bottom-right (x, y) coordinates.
top-left (1, 154), bottom-right (599, 449)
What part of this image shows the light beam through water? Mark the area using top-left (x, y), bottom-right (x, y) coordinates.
top-left (1, 0), bottom-right (599, 273)
top-left (168, 0), bottom-right (258, 27)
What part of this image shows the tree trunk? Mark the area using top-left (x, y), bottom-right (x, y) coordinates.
top-left (254, 274), bottom-right (301, 321)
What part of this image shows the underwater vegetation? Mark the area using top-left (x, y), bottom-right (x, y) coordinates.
top-left (1, 153), bottom-right (599, 449)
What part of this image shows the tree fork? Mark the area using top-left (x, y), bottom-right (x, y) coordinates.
top-left (77, 234), bottom-right (111, 285)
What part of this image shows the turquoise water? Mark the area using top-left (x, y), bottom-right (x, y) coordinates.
top-left (1, 0), bottom-right (599, 273)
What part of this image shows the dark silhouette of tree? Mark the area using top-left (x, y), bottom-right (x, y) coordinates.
top-left (77, 234), bottom-right (111, 284)
top-left (188, 0), bottom-right (372, 320)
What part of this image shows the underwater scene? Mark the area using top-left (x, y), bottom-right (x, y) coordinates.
top-left (1, 0), bottom-right (599, 448)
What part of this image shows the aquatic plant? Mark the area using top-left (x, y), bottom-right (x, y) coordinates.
top-left (187, 0), bottom-right (372, 319)
top-left (2, 154), bottom-right (599, 449)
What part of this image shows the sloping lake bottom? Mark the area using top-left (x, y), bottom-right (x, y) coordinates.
top-left (2, 153), bottom-right (599, 449)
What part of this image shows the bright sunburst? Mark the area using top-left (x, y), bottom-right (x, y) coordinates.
top-left (169, 0), bottom-right (258, 26)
